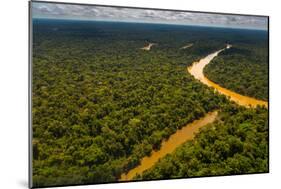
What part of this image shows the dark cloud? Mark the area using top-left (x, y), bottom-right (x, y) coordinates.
top-left (32, 2), bottom-right (267, 30)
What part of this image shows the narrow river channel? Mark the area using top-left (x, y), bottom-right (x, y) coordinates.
top-left (120, 111), bottom-right (218, 181)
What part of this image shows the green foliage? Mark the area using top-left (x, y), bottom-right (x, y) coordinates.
top-left (140, 105), bottom-right (268, 179)
top-left (204, 43), bottom-right (268, 100)
top-left (32, 19), bottom-right (268, 187)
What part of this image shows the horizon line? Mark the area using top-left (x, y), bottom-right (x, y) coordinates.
top-left (32, 17), bottom-right (268, 31)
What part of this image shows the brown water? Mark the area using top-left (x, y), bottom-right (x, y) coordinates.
top-left (120, 111), bottom-right (218, 181)
top-left (188, 45), bottom-right (268, 108)
top-left (120, 44), bottom-right (268, 181)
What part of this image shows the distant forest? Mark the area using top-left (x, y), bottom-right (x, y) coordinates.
top-left (32, 19), bottom-right (268, 187)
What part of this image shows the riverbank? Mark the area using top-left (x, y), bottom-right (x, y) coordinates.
top-left (188, 45), bottom-right (268, 108)
top-left (120, 44), bottom-right (268, 181)
top-left (120, 111), bottom-right (218, 181)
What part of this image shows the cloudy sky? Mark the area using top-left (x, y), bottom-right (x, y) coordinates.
top-left (32, 2), bottom-right (268, 30)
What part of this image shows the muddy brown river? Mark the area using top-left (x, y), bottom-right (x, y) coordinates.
top-left (188, 44), bottom-right (268, 108)
top-left (120, 44), bottom-right (268, 181)
top-left (120, 111), bottom-right (218, 181)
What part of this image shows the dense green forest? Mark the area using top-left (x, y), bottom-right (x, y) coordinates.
top-left (32, 19), bottom-right (268, 187)
top-left (204, 37), bottom-right (268, 100)
top-left (138, 104), bottom-right (268, 180)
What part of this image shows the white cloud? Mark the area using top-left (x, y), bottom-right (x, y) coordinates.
top-left (32, 2), bottom-right (268, 30)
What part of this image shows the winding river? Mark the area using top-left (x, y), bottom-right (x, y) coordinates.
top-left (188, 44), bottom-right (268, 108)
top-left (120, 111), bottom-right (218, 181)
top-left (120, 44), bottom-right (268, 181)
